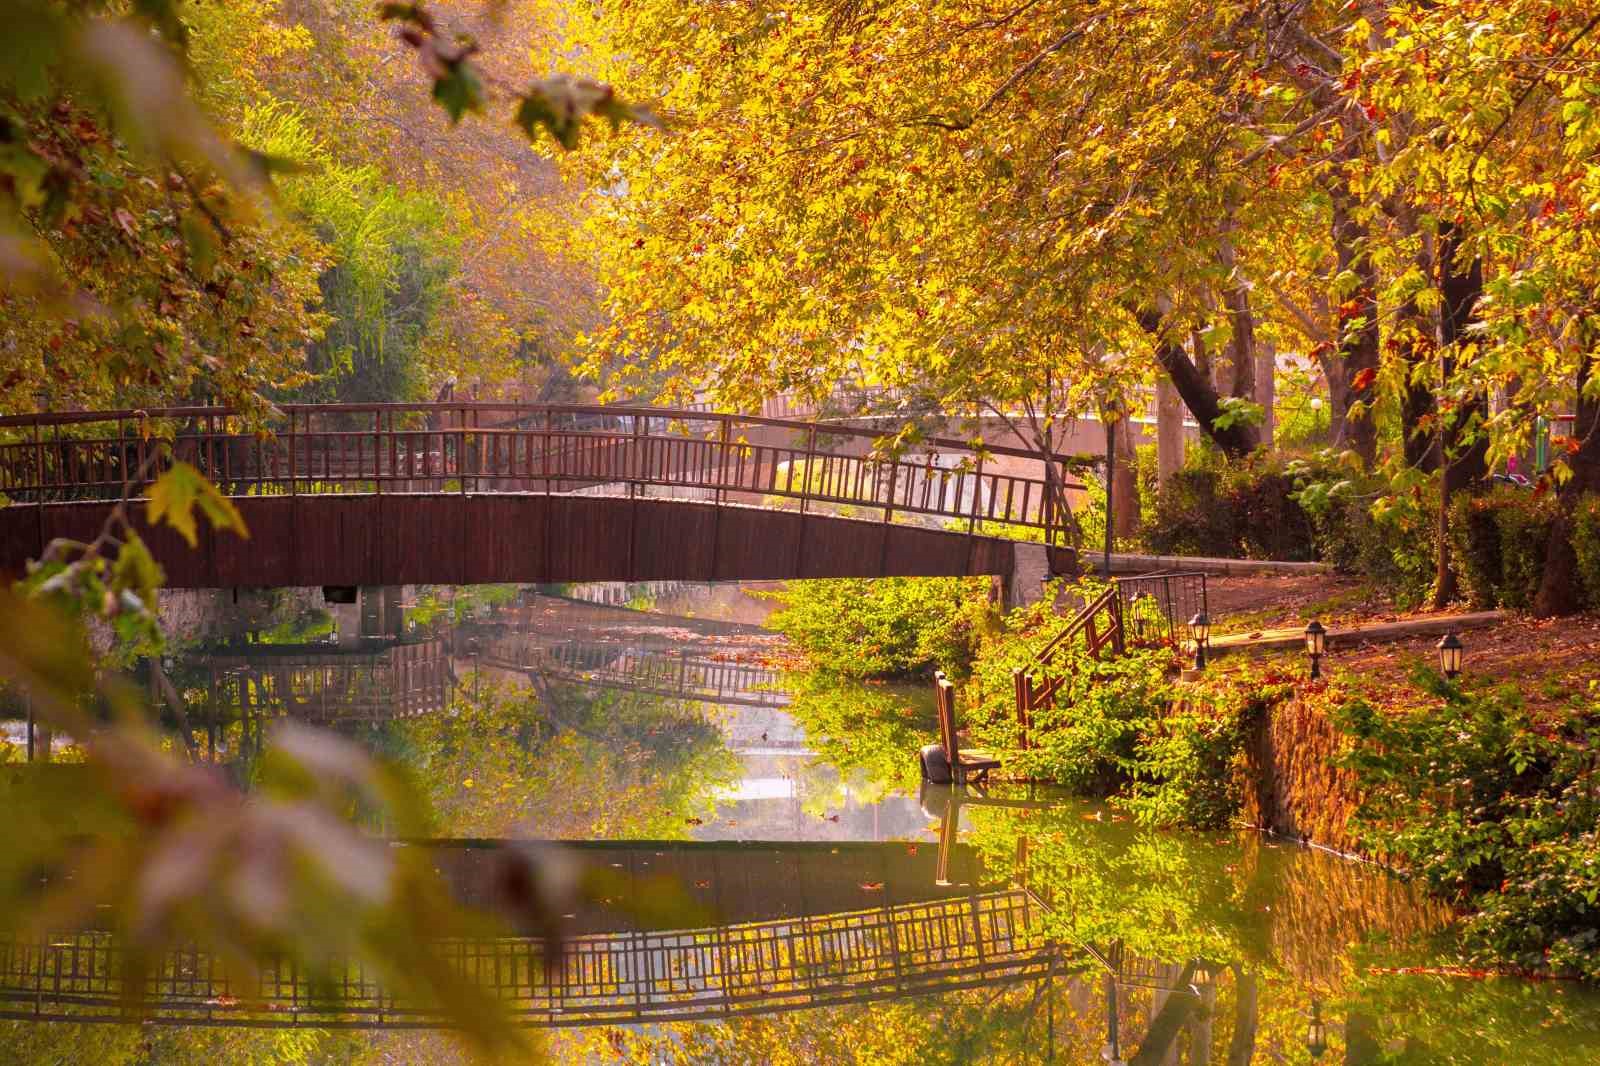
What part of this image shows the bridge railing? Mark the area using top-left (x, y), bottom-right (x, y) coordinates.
top-left (0, 404), bottom-right (1085, 541)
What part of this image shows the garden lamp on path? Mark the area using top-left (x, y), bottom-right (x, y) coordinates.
top-left (1307, 997), bottom-right (1329, 1060)
top-left (1437, 631), bottom-right (1464, 680)
top-left (1188, 611), bottom-right (1210, 671)
top-left (1304, 620), bottom-right (1326, 680)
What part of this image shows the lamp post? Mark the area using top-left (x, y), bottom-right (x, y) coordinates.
top-left (1304, 620), bottom-right (1326, 680)
top-left (1306, 998), bottom-right (1329, 1060)
top-left (1437, 631), bottom-right (1464, 680)
top-left (1188, 611), bottom-right (1210, 672)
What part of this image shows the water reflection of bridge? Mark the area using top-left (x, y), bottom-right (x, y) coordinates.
top-left (195, 639), bottom-right (454, 724)
top-left (482, 632), bottom-right (787, 708)
top-left (0, 841), bottom-right (1050, 1028)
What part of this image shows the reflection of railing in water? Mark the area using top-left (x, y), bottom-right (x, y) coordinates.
top-left (0, 890), bottom-right (1047, 1028)
top-left (199, 640), bottom-right (453, 724)
top-left (482, 634), bottom-right (787, 709)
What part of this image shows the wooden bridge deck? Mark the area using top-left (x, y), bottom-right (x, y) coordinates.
top-left (0, 403), bottom-right (1081, 588)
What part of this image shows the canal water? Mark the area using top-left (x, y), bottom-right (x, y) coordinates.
top-left (3, 582), bottom-right (1599, 1063)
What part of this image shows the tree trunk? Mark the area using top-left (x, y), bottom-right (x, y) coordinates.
top-left (1399, 303), bottom-right (1440, 473)
top-left (1432, 227), bottom-right (1488, 609)
top-left (1113, 413), bottom-right (1140, 540)
top-left (1328, 170), bottom-right (1379, 466)
top-left (1157, 377), bottom-right (1185, 484)
top-left (1135, 308), bottom-right (1260, 458)
top-left (1398, 217), bottom-right (1440, 474)
top-left (1130, 960), bottom-right (1201, 1066)
top-left (1534, 349), bottom-right (1600, 617)
top-left (1225, 967), bottom-right (1258, 1066)
top-left (1255, 335), bottom-right (1276, 449)
top-left (1218, 237), bottom-right (1257, 404)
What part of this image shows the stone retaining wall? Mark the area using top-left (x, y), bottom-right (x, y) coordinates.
top-left (1239, 695), bottom-right (1370, 858)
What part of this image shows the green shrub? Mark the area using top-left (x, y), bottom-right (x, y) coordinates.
top-left (1145, 455), bottom-right (1315, 561)
top-left (1572, 494), bottom-right (1600, 610)
top-left (1448, 487), bottom-right (1557, 609)
top-left (762, 577), bottom-right (994, 679)
top-left (1336, 676), bottom-right (1600, 980)
top-left (1449, 492), bottom-right (1503, 608)
top-left (1301, 475), bottom-right (1438, 609)
top-left (1228, 466), bottom-right (1315, 560)
top-left (1494, 490), bottom-right (1557, 609)
top-left (1145, 465), bottom-right (1235, 558)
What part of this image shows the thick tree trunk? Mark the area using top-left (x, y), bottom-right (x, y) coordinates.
top-left (1225, 967), bottom-right (1258, 1066)
top-left (1112, 414), bottom-right (1140, 540)
top-left (1135, 308), bottom-right (1260, 458)
top-left (1534, 350), bottom-right (1600, 616)
top-left (1329, 172), bottom-right (1379, 466)
top-left (1432, 229), bottom-right (1488, 609)
top-left (1398, 217), bottom-right (1440, 474)
top-left (1255, 335), bottom-right (1276, 449)
top-left (1218, 229), bottom-right (1257, 404)
top-left (1156, 377), bottom-right (1185, 483)
top-left (1130, 960), bottom-right (1201, 1066)
top-left (1399, 303), bottom-right (1440, 473)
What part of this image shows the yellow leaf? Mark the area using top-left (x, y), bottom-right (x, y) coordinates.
top-left (147, 461), bottom-right (248, 548)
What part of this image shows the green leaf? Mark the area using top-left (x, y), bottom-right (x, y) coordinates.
top-left (432, 62), bottom-right (484, 124)
top-left (110, 531), bottom-right (164, 612)
top-left (146, 461), bottom-right (248, 547)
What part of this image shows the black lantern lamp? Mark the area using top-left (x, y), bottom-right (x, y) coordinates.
top-left (1306, 997), bottom-right (1329, 1060)
top-left (1131, 591), bottom-right (1151, 641)
top-left (1188, 611), bottom-right (1210, 671)
top-left (1304, 620), bottom-right (1327, 680)
top-left (1437, 631), bottom-right (1464, 680)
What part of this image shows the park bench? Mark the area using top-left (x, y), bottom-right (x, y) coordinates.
top-left (919, 670), bottom-right (1002, 786)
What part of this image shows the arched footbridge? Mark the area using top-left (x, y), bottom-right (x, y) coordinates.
top-left (0, 404), bottom-right (1082, 589)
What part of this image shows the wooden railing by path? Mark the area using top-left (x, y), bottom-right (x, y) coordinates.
top-left (1011, 587), bottom-right (1123, 750)
top-left (0, 403), bottom-right (1085, 542)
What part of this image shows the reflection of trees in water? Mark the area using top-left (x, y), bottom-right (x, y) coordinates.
top-left (373, 675), bottom-right (739, 838)
top-left (960, 800), bottom-right (1442, 981)
top-left (780, 670), bottom-right (935, 802)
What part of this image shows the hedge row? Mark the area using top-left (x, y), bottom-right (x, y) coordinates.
top-left (1144, 457), bottom-right (1600, 611)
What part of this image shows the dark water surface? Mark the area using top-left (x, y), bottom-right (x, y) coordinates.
top-left (3, 582), bottom-right (1598, 1064)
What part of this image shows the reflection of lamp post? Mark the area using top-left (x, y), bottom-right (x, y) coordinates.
top-left (1188, 612), bottom-right (1210, 671)
top-left (1304, 620), bottom-right (1326, 680)
top-left (1306, 998), bottom-right (1329, 1060)
top-left (1437, 631), bottom-right (1464, 680)
top-left (1102, 971), bottom-right (1123, 1065)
